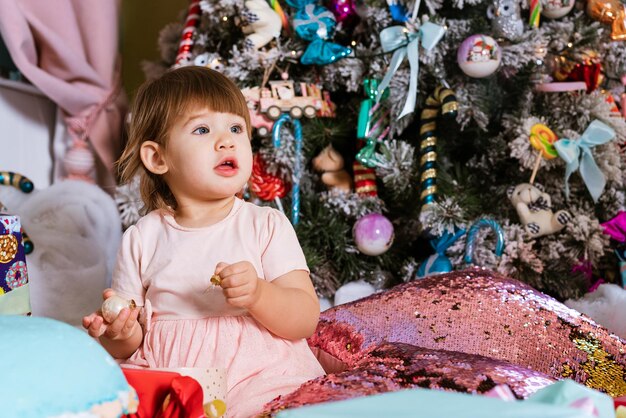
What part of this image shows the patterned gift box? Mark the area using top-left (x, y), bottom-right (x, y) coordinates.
top-left (0, 214), bottom-right (30, 315)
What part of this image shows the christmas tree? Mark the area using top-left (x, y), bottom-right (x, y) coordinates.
top-left (119, 0), bottom-right (626, 303)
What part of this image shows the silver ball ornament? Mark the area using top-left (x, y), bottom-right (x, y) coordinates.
top-left (101, 295), bottom-right (136, 323)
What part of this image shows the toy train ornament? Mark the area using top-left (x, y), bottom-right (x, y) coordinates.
top-left (242, 80), bottom-right (335, 129)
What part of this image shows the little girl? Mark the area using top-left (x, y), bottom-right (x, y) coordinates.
top-left (83, 66), bottom-right (325, 417)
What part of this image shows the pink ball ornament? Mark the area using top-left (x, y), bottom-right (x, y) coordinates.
top-left (63, 140), bottom-right (95, 182)
top-left (353, 213), bottom-right (394, 256)
top-left (457, 35), bottom-right (501, 78)
top-left (328, 0), bottom-right (359, 27)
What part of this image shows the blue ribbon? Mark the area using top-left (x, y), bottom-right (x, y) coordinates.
top-left (376, 22), bottom-right (446, 119)
top-left (416, 229), bottom-right (466, 278)
top-left (554, 120), bottom-right (615, 203)
top-left (272, 114), bottom-right (303, 225)
top-left (386, 0), bottom-right (409, 22)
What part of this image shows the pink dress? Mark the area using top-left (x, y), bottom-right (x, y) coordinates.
top-left (112, 198), bottom-right (325, 417)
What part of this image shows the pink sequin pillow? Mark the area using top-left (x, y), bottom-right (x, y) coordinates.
top-left (262, 341), bottom-right (555, 415)
top-left (307, 268), bottom-right (626, 397)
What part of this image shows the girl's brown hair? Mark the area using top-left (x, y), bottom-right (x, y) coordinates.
top-left (117, 66), bottom-right (251, 213)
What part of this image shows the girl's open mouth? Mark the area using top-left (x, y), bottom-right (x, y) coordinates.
top-left (214, 157), bottom-right (239, 176)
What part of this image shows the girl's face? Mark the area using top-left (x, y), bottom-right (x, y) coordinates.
top-left (161, 107), bottom-right (253, 204)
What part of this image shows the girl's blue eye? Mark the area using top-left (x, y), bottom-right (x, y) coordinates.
top-left (193, 126), bottom-right (209, 135)
top-left (230, 125), bottom-right (243, 134)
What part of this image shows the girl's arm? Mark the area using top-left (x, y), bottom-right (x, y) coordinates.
top-left (249, 270), bottom-right (320, 340)
top-left (217, 263), bottom-right (320, 340)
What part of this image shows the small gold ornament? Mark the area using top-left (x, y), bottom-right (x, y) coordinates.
top-left (101, 295), bottom-right (136, 323)
top-left (0, 233), bottom-right (18, 264)
top-left (210, 274), bottom-right (222, 287)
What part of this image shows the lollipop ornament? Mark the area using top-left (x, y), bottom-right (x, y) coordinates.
top-left (528, 123), bottom-right (558, 184)
top-left (464, 219), bottom-right (505, 265)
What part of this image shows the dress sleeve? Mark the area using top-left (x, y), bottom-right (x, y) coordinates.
top-left (111, 225), bottom-right (145, 306)
top-left (261, 209), bottom-right (309, 281)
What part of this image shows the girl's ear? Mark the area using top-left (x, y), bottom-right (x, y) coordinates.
top-left (140, 141), bottom-right (169, 175)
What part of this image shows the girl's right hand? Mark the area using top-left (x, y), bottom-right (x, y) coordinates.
top-left (82, 289), bottom-right (140, 341)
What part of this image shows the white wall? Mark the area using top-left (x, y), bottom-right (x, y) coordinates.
top-left (0, 78), bottom-right (57, 189)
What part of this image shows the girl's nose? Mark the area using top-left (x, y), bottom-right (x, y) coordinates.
top-left (215, 135), bottom-right (235, 150)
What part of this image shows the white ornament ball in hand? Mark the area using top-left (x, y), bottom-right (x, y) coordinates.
top-left (101, 295), bottom-right (136, 323)
top-left (457, 35), bottom-right (501, 78)
top-left (353, 213), bottom-right (394, 256)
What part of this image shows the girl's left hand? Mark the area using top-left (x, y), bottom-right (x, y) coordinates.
top-left (215, 261), bottom-right (262, 309)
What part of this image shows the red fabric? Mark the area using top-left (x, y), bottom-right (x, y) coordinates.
top-left (615, 395), bottom-right (626, 410)
top-left (122, 369), bottom-right (205, 418)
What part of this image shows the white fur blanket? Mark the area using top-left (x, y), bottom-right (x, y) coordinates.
top-left (565, 283), bottom-right (626, 340)
top-left (0, 180), bottom-right (121, 325)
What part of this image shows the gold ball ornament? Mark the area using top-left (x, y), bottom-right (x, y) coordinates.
top-left (101, 295), bottom-right (136, 323)
top-left (204, 399), bottom-right (227, 418)
top-left (586, 0), bottom-right (626, 40)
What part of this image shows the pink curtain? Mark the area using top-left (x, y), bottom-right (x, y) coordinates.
top-left (0, 0), bottom-right (127, 191)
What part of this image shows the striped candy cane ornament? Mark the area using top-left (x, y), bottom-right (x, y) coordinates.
top-left (419, 85), bottom-right (458, 208)
top-left (272, 114), bottom-right (303, 225)
top-left (268, 0), bottom-right (291, 35)
top-left (173, 0), bottom-right (202, 68)
top-left (464, 218), bottom-right (505, 265)
top-left (529, 0), bottom-right (541, 28)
